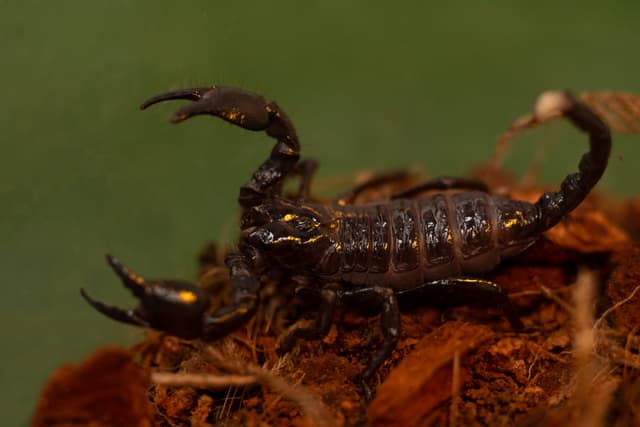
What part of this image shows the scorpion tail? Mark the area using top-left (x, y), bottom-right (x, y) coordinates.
top-left (141, 85), bottom-right (300, 209)
top-left (530, 91), bottom-right (612, 233)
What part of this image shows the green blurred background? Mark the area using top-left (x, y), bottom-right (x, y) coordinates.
top-left (2, 1), bottom-right (639, 425)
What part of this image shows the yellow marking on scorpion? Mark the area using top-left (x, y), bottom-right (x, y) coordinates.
top-left (221, 110), bottom-right (246, 124)
top-left (179, 291), bottom-right (197, 303)
top-left (305, 235), bottom-right (323, 244)
top-left (275, 234), bottom-right (323, 245)
top-left (503, 218), bottom-right (518, 229)
top-left (129, 273), bottom-right (145, 286)
top-left (276, 235), bottom-right (302, 244)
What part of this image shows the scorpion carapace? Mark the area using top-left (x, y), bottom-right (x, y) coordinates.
top-left (81, 87), bottom-right (611, 398)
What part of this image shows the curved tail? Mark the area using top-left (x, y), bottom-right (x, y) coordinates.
top-left (522, 91), bottom-right (611, 233)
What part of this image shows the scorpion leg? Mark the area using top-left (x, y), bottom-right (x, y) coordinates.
top-left (529, 91), bottom-right (611, 232)
top-left (277, 286), bottom-right (337, 353)
top-left (277, 158), bottom-right (318, 200)
top-left (391, 175), bottom-right (489, 199)
top-left (293, 158), bottom-right (319, 199)
top-left (141, 86), bottom-right (300, 209)
top-left (202, 253), bottom-right (261, 339)
top-left (341, 286), bottom-right (400, 400)
top-left (396, 277), bottom-right (523, 330)
top-left (335, 171), bottom-right (414, 205)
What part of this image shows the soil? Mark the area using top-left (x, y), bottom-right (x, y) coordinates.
top-left (32, 169), bottom-right (640, 427)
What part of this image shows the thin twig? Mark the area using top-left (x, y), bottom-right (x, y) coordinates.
top-left (205, 346), bottom-right (336, 427)
top-left (520, 126), bottom-right (555, 187)
top-left (151, 372), bottom-right (258, 388)
top-left (624, 325), bottom-right (640, 380)
top-left (509, 285), bottom-right (574, 300)
top-left (593, 285), bottom-right (640, 331)
top-left (570, 268), bottom-right (617, 427)
top-left (540, 285), bottom-right (575, 315)
top-left (573, 268), bottom-right (595, 371)
top-left (581, 92), bottom-right (640, 135)
top-left (490, 113), bottom-right (538, 170)
top-left (527, 348), bottom-right (540, 381)
top-left (263, 371), bottom-right (307, 415)
top-left (526, 341), bottom-right (570, 365)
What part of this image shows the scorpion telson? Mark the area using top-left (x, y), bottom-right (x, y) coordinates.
top-left (81, 87), bottom-right (611, 398)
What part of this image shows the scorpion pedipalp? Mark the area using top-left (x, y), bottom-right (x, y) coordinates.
top-left (141, 85), bottom-right (300, 208)
top-left (82, 255), bottom-right (215, 339)
top-left (141, 85), bottom-right (273, 130)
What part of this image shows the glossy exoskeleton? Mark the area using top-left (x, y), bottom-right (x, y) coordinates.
top-left (81, 87), bottom-right (611, 398)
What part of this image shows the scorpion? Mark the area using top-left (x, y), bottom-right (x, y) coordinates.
top-left (81, 86), bottom-right (611, 398)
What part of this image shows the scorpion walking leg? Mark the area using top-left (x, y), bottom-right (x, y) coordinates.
top-left (202, 253), bottom-right (261, 339)
top-left (277, 286), bottom-right (337, 353)
top-left (530, 91), bottom-right (611, 232)
top-left (396, 277), bottom-right (523, 330)
top-left (336, 171), bottom-right (414, 205)
top-left (279, 158), bottom-right (318, 200)
top-left (341, 286), bottom-right (400, 399)
top-left (141, 86), bottom-right (301, 209)
top-left (294, 158), bottom-right (319, 199)
top-left (391, 175), bottom-right (489, 199)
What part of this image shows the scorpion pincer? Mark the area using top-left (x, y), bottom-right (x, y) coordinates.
top-left (81, 87), bottom-right (611, 398)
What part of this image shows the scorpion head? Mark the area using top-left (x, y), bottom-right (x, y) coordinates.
top-left (241, 201), bottom-right (335, 271)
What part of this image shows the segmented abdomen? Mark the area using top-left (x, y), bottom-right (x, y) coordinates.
top-left (318, 192), bottom-right (538, 289)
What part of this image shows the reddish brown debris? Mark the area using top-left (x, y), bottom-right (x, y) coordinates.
top-left (32, 347), bottom-right (154, 427)
top-left (619, 198), bottom-right (640, 241)
top-left (607, 246), bottom-right (640, 334)
top-left (368, 322), bottom-right (494, 427)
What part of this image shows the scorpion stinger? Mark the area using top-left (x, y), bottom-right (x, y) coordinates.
top-left (141, 86), bottom-right (301, 209)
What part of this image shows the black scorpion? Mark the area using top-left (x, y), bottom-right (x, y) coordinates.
top-left (81, 87), bottom-right (611, 397)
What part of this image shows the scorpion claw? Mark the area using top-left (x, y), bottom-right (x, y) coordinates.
top-left (140, 87), bottom-right (213, 111)
top-left (80, 288), bottom-right (149, 327)
top-left (105, 254), bottom-right (147, 298)
top-left (84, 255), bottom-right (216, 339)
top-left (169, 98), bottom-right (218, 124)
top-left (142, 86), bottom-right (273, 131)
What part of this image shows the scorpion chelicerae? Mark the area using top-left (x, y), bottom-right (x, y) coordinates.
top-left (81, 86), bottom-right (611, 397)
